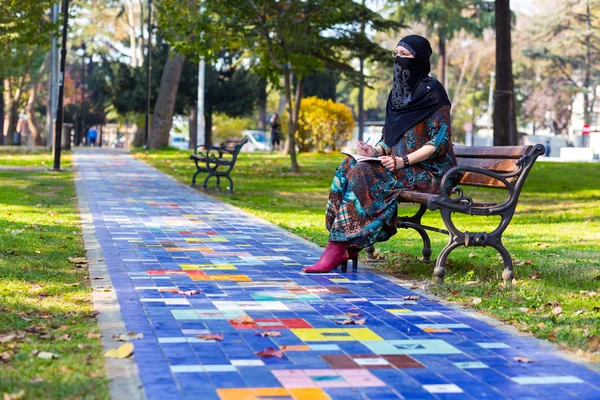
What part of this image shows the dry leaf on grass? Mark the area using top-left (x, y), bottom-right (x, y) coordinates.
top-left (0, 334), bottom-right (16, 344)
top-left (231, 316), bottom-right (255, 324)
top-left (104, 343), bottom-right (134, 359)
top-left (529, 273), bottom-right (541, 279)
top-left (37, 351), bottom-right (59, 359)
top-left (0, 352), bottom-right (11, 362)
top-left (255, 331), bottom-right (281, 338)
top-left (256, 347), bottom-right (284, 358)
top-left (113, 331), bottom-right (144, 342)
top-left (552, 306), bottom-right (562, 316)
top-left (86, 332), bottom-right (102, 339)
top-left (513, 357), bottom-right (534, 363)
top-left (196, 334), bottom-right (223, 341)
top-left (68, 257), bottom-right (88, 264)
top-left (29, 378), bottom-right (44, 383)
top-left (587, 336), bottom-right (600, 352)
top-left (573, 309), bottom-right (585, 316)
top-left (77, 344), bottom-right (89, 349)
top-left (3, 390), bottom-right (25, 400)
top-left (519, 308), bottom-right (531, 313)
top-left (472, 297), bottom-right (483, 305)
top-left (537, 322), bottom-right (545, 329)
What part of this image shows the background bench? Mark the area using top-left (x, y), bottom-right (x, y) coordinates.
top-left (367, 144), bottom-right (546, 285)
top-left (190, 137), bottom-right (248, 191)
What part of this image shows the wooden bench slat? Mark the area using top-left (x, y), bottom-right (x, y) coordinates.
top-left (454, 145), bottom-right (533, 159)
top-left (398, 190), bottom-right (497, 207)
top-left (458, 172), bottom-right (516, 189)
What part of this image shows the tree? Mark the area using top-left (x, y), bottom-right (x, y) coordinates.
top-left (157, 0), bottom-right (398, 171)
top-left (392, 0), bottom-right (493, 86)
top-left (494, 0), bottom-right (518, 145)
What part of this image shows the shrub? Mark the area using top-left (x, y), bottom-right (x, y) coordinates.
top-left (296, 96), bottom-right (355, 152)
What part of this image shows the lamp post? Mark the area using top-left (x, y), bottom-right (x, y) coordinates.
top-left (144, 0), bottom-right (152, 147)
top-left (80, 42), bottom-right (86, 146)
top-left (53, 0), bottom-right (70, 171)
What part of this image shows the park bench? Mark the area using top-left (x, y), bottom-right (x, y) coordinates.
top-left (190, 137), bottom-right (248, 191)
top-left (366, 144), bottom-right (546, 285)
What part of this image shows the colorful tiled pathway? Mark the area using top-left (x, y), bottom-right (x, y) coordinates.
top-left (74, 151), bottom-right (600, 400)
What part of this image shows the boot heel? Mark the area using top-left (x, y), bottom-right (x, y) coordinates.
top-left (340, 260), bottom-right (348, 273)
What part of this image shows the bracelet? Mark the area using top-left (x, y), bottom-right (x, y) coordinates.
top-left (402, 155), bottom-right (410, 167)
top-left (373, 147), bottom-right (379, 158)
top-left (391, 154), bottom-right (397, 170)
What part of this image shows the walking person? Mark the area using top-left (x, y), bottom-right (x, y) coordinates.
top-left (303, 35), bottom-right (457, 273)
top-left (87, 126), bottom-right (98, 147)
top-left (270, 113), bottom-right (281, 153)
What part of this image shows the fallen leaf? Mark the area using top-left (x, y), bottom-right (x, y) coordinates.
top-left (3, 390), bottom-right (25, 400)
top-left (231, 316), bottom-right (255, 324)
top-left (0, 351), bottom-right (11, 361)
top-left (529, 273), bottom-right (541, 279)
top-left (552, 306), bottom-right (562, 316)
top-left (57, 334), bottom-right (71, 341)
top-left (539, 313), bottom-right (551, 318)
top-left (196, 333), bottom-right (223, 341)
top-left (335, 317), bottom-right (366, 325)
top-left (255, 331), bottom-right (282, 338)
top-left (64, 283), bottom-right (80, 287)
top-left (104, 343), bottom-right (134, 359)
top-left (518, 307), bottom-right (531, 313)
top-left (114, 331), bottom-right (144, 342)
top-left (37, 351), bottom-right (59, 359)
top-left (0, 334), bottom-right (16, 343)
top-left (77, 344), bottom-right (89, 349)
top-left (472, 297), bottom-right (483, 305)
top-left (401, 295), bottom-right (419, 301)
top-left (574, 309), bottom-right (585, 316)
top-left (344, 312), bottom-right (362, 317)
top-left (536, 243), bottom-right (551, 249)
top-left (451, 289), bottom-right (459, 296)
top-left (67, 257), bottom-right (88, 264)
top-left (587, 336), bottom-right (600, 352)
top-left (170, 289), bottom-right (203, 296)
top-left (468, 252), bottom-right (475, 258)
top-left (86, 332), bottom-right (101, 339)
top-left (29, 378), bottom-right (44, 383)
top-left (513, 357), bottom-right (534, 363)
top-left (256, 347), bottom-right (284, 358)
top-left (537, 322), bottom-right (545, 328)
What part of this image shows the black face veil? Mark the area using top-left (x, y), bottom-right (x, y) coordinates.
top-left (383, 35), bottom-right (451, 147)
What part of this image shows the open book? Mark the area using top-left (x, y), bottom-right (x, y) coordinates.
top-left (341, 151), bottom-right (381, 162)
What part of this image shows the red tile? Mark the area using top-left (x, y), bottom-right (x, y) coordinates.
top-left (280, 318), bottom-right (312, 329)
top-left (147, 270), bottom-right (167, 275)
top-left (321, 355), bottom-right (361, 369)
top-left (381, 355), bottom-right (425, 369)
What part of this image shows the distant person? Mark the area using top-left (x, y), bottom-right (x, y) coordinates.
top-left (87, 126), bottom-right (98, 147)
top-left (270, 113), bottom-right (281, 153)
top-left (582, 123), bottom-right (591, 147)
top-left (545, 138), bottom-right (551, 157)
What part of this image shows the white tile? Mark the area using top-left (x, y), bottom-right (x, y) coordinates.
top-left (230, 360), bottom-right (265, 367)
top-left (164, 298), bottom-right (190, 305)
top-left (171, 365), bottom-right (204, 373)
top-left (453, 362), bottom-right (489, 369)
top-left (202, 365), bottom-right (237, 372)
top-left (416, 324), bottom-right (470, 329)
top-left (140, 298), bottom-right (165, 303)
top-left (158, 337), bottom-right (187, 343)
top-left (423, 384), bottom-right (463, 393)
top-left (257, 301), bottom-right (289, 311)
top-left (511, 376), bottom-right (584, 385)
top-left (477, 342), bottom-right (511, 349)
top-left (354, 358), bottom-right (390, 366)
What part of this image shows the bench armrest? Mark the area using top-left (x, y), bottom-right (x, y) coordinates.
top-left (428, 165), bottom-right (516, 215)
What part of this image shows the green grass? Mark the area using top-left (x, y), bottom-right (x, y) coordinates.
top-left (0, 147), bottom-right (71, 169)
top-left (0, 165), bottom-right (108, 398)
top-left (134, 148), bottom-right (600, 360)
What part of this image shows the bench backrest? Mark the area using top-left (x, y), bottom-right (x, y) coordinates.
top-left (221, 137), bottom-right (248, 154)
top-left (454, 145), bottom-right (544, 189)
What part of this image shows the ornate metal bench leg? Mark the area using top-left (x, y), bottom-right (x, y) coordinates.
top-left (225, 176), bottom-right (234, 191)
top-left (202, 174), bottom-right (212, 189)
top-left (491, 241), bottom-right (514, 287)
top-left (191, 170), bottom-right (200, 186)
top-left (414, 228), bottom-right (432, 262)
top-left (433, 242), bottom-right (460, 285)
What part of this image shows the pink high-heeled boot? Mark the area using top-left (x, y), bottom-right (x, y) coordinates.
top-left (302, 241), bottom-right (349, 273)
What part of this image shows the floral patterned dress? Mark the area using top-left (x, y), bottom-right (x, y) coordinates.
top-left (326, 105), bottom-right (456, 248)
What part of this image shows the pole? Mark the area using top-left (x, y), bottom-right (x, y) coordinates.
top-left (80, 42), bottom-right (86, 146)
top-left (48, 3), bottom-right (59, 151)
top-left (53, 0), bottom-right (69, 171)
top-left (357, 0), bottom-right (365, 143)
top-left (196, 59), bottom-right (205, 147)
top-left (487, 71), bottom-right (495, 146)
top-left (144, 0), bottom-right (152, 147)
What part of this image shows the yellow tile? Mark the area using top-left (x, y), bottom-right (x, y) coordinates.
top-left (210, 274), bottom-right (251, 282)
top-left (253, 388), bottom-right (289, 397)
top-left (217, 388), bottom-right (256, 400)
top-left (329, 278), bottom-right (351, 283)
top-left (180, 264), bottom-right (237, 271)
top-left (387, 309), bottom-right (412, 313)
top-left (290, 329), bottom-right (329, 341)
top-left (345, 328), bottom-right (384, 341)
top-left (290, 388), bottom-right (330, 400)
top-left (180, 264), bottom-right (201, 270)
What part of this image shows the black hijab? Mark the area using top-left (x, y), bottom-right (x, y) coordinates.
top-left (383, 35), bottom-right (451, 147)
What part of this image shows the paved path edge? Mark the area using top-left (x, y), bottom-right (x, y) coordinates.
top-left (135, 153), bottom-right (600, 375)
top-left (73, 153), bottom-right (146, 400)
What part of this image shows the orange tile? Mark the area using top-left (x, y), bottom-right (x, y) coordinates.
top-left (253, 388), bottom-right (289, 397)
top-left (280, 345), bottom-right (311, 351)
top-left (422, 327), bottom-right (452, 333)
top-left (217, 388), bottom-right (256, 400)
top-left (289, 388), bottom-right (330, 400)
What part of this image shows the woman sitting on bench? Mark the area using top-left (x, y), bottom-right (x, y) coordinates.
top-left (304, 35), bottom-right (457, 273)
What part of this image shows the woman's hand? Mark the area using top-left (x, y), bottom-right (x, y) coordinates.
top-left (355, 141), bottom-right (375, 156)
top-left (380, 155), bottom-right (403, 172)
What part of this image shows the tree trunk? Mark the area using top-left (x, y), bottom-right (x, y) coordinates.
top-left (257, 78), bottom-right (267, 130)
top-left (493, 0), bottom-right (517, 146)
top-left (26, 56), bottom-right (50, 146)
top-left (189, 105), bottom-right (197, 149)
top-left (204, 107), bottom-right (213, 147)
top-left (283, 69), bottom-right (300, 172)
top-left (148, 51), bottom-right (185, 149)
top-left (0, 93), bottom-right (4, 145)
top-left (437, 33), bottom-right (446, 86)
top-left (583, 1), bottom-right (592, 125)
top-left (4, 79), bottom-right (14, 145)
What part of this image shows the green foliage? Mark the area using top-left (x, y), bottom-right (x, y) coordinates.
top-left (296, 97), bottom-right (355, 152)
top-left (0, 0), bottom-right (56, 54)
top-left (136, 150), bottom-right (600, 359)
top-left (212, 114), bottom-right (255, 144)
